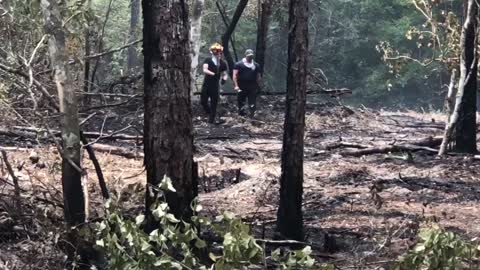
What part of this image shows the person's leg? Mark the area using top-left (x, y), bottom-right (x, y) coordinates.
top-left (200, 86), bottom-right (210, 114)
top-left (237, 87), bottom-right (248, 116)
top-left (209, 87), bottom-right (219, 123)
top-left (247, 86), bottom-right (257, 118)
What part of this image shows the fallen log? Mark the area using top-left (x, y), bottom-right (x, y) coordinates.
top-left (192, 88), bottom-right (352, 96)
top-left (11, 126), bottom-right (139, 141)
top-left (0, 127), bottom-right (141, 159)
top-left (339, 136), bottom-right (442, 157)
top-left (324, 141), bottom-right (370, 150)
top-left (90, 144), bottom-right (143, 159)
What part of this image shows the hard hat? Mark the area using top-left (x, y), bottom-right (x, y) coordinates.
top-left (210, 42), bottom-right (224, 52)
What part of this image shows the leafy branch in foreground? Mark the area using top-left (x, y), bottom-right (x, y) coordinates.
top-left (93, 176), bottom-right (333, 269)
top-left (395, 224), bottom-right (480, 270)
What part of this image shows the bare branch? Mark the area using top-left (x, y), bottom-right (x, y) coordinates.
top-left (84, 38), bottom-right (142, 60)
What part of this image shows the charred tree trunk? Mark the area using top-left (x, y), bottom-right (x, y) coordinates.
top-left (221, 0), bottom-right (249, 77)
top-left (439, 0), bottom-right (477, 155)
top-left (454, 0), bottom-right (477, 153)
top-left (143, 0), bottom-right (196, 231)
top-left (255, 0), bottom-right (273, 70)
top-left (40, 0), bottom-right (86, 226)
top-left (276, 0), bottom-right (308, 241)
top-left (190, 0), bottom-right (205, 93)
top-left (127, 0), bottom-right (140, 72)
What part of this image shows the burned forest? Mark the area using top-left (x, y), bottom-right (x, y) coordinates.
top-left (1, 0), bottom-right (480, 269)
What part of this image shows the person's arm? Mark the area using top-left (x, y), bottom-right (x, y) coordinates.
top-left (233, 69), bottom-right (240, 90)
top-left (203, 63), bottom-right (215, 76)
top-left (256, 73), bottom-right (263, 88)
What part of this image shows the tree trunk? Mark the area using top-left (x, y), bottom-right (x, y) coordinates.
top-left (454, 0), bottom-right (477, 153)
top-left (127, 0), bottom-right (140, 72)
top-left (83, 21), bottom-right (91, 105)
top-left (276, 0), bottom-right (308, 241)
top-left (190, 0), bottom-right (205, 93)
top-left (142, 0), bottom-right (197, 231)
top-left (40, 0), bottom-right (85, 226)
top-left (255, 0), bottom-right (273, 70)
top-left (445, 69), bottom-right (457, 119)
top-left (221, 0), bottom-right (249, 77)
top-left (439, 0), bottom-right (477, 155)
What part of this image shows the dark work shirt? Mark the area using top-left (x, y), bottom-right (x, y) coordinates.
top-left (234, 60), bottom-right (262, 88)
top-left (202, 57), bottom-right (227, 90)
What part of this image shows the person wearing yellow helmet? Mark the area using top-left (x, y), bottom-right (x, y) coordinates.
top-left (201, 42), bottom-right (229, 124)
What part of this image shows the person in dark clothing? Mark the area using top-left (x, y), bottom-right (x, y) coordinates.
top-left (201, 43), bottom-right (228, 124)
top-left (233, 49), bottom-right (262, 118)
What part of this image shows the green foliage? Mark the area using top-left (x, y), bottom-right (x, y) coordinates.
top-left (395, 225), bottom-right (480, 270)
top-left (94, 176), bottom-right (334, 269)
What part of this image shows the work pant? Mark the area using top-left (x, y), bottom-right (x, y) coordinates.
top-left (237, 83), bottom-right (257, 117)
top-left (200, 85), bottom-right (219, 123)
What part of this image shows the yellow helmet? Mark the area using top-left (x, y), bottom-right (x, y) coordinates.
top-left (210, 42), bottom-right (223, 52)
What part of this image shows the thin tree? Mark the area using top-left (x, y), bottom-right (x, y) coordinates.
top-left (255, 0), bottom-right (273, 70)
top-left (142, 0), bottom-right (197, 231)
top-left (276, 0), bottom-right (308, 241)
top-left (454, 0), bottom-right (477, 153)
top-left (439, 0), bottom-right (477, 155)
top-left (40, 0), bottom-right (86, 226)
top-left (221, 0), bottom-right (249, 76)
top-left (127, 0), bottom-right (140, 72)
top-left (190, 0), bottom-right (205, 93)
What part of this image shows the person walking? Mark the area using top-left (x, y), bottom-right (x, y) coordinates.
top-left (201, 43), bottom-right (228, 124)
top-left (233, 49), bottom-right (262, 118)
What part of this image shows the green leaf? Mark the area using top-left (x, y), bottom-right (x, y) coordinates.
top-left (209, 253), bottom-right (221, 262)
top-left (160, 175), bottom-right (176, 192)
top-left (302, 246), bottom-right (312, 256)
top-left (271, 248), bottom-right (281, 261)
top-left (95, 239), bottom-right (104, 247)
top-left (165, 214), bottom-right (180, 223)
top-left (141, 240), bottom-right (151, 252)
top-left (223, 233), bottom-right (233, 246)
top-left (195, 239), bottom-right (207, 249)
top-left (135, 214), bottom-right (145, 225)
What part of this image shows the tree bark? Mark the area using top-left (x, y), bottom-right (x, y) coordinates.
top-left (40, 0), bottom-right (86, 226)
top-left (276, 0), bottom-right (308, 241)
top-left (454, 0), bottom-right (477, 153)
top-left (127, 0), bottom-right (140, 72)
top-left (255, 0), bottom-right (273, 70)
top-left (190, 0), bottom-right (205, 93)
top-left (439, 0), bottom-right (477, 155)
top-left (221, 0), bottom-right (249, 77)
top-left (142, 0), bottom-right (197, 230)
top-left (445, 69), bottom-right (457, 118)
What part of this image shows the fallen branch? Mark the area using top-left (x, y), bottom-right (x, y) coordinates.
top-left (1, 150), bottom-right (22, 211)
top-left (193, 88), bottom-right (352, 96)
top-left (11, 126), bottom-right (139, 141)
top-left (340, 137), bottom-right (442, 157)
top-left (324, 141), bottom-right (369, 150)
top-left (255, 239), bottom-right (335, 258)
top-left (0, 127), bottom-right (141, 159)
top-left (80, 133), bottom-right (109, 199)
top-left (90, 143), bottom-right (143, 159)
